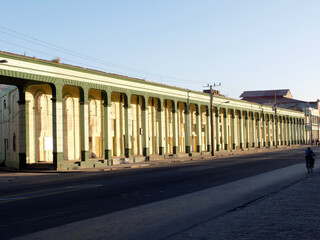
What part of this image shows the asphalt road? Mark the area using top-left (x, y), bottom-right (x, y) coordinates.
top-left (0, 148), bottom-right (309, 239)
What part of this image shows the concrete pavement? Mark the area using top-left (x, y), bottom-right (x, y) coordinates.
top-left (169, 169), bottom-right (320, 240)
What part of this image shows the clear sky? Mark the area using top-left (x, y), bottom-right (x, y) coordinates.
top-left (1, 1), bottom-right (319, 101)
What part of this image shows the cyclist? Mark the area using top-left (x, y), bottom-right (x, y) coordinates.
top-left (305, 147), bottom-right (316, 173)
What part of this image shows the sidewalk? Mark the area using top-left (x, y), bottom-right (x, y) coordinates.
top-left (0, 145), bottom-right (307, 174)
top-left (168, 170), bottom-right (320, 240)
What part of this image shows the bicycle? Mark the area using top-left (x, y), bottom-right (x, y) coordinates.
top-left (306, 156), bottom-right (314, 173)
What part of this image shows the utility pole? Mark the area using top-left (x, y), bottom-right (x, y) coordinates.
top-left (204, 83), bottom-right (221, 156)
top-left (210, 85), bottom-right (214, 156)
top-left (186, 90), bottom-right (191, 156)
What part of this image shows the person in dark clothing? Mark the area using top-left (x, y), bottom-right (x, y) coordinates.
top-left (305, 147), bottom-right (316, 172)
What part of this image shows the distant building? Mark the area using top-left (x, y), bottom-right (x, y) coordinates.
top-left (240, 89), bottom-right (320, 144)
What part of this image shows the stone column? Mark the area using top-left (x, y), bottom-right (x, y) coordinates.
top-left (206, 108), bottom-right (210, 152)
top-left (224, 110), bottom-right (229, 150)
top-left (137, 96), bottom-right (142, 155)
top-left (291, 118), bottom-right (295, 145)
top-left (18, 87), bottom-right (27, 169)
top-left (262, 115), bottom-right (266, 147)
top-left (52, 84), bottom-right (64, 169)
top-left (196, 107), bottom-right (201, 152)
top-left (164, 101), bottom-right (169, 154)
top-left (280, 117), bottom-right (284, 146)
top-left (276, 115), bottom-right (280, 146)
top-left (141, 98), bottom-right (149, 157)
top-left (158, 102), bottom-right (165, 155)
top-left (103, 92), bottom-right (112, 165)
top-left (252, 113), bottom-right (256, 148)
top-left (298, 119), bottom-right (302, 144)
top-left (172, 101), bottom-right (178, 154)
top-left (288, 118), bottom-right (292, 146)
top-left (272, 116), bottom-right (276, 146)
top-left (296, 119), bottom-right (299, 144)
top-left (257, 115), bottom-right (261, 148)
top-left (245, 113), bottom-right (249, 148)
top-left (231, 111), bottom-right (236, 150)
top-left (288, 118), bottom-right (291, 145)
top-left (151, 100), bottom-right (156, 154)
top-left (296, 119), bottom-right (300, 145)
top-left (215, 108), bottom-right (220, 151)
top-left (283, 118), bottom-right (287, 145)
top-left (124, 95), bottom-right (132, 158)
top-left (80, 88), bottom-right (89, 162)
top-left (239, 112), bottom-right (244, 149)
top-left (120, 95), bottom-right (125, 155)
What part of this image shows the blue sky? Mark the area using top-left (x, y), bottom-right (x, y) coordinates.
top-left (1, 1), bottom-right (320, 101)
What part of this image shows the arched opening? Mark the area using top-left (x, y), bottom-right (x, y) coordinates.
top-left (63, 86), bottom-right (80, 161)
top-left (164, 100), bottom-right (173, 154)
top-left (190, 104), bottom-right (197, 152)
top-left (110, 92), bottom-right (125, 157)
top-left (131, 95), bottom-right (143, 156)
top-left (148, 97), bottom-right (159, 155)
top-left (35, 93), bottom-right (52, 162)
top-left (200, 105), bottom-right (208, 152)
top-left (177, 102), bottom-right (185, 153)
top-left (89, 89), bottom-right (103, 159)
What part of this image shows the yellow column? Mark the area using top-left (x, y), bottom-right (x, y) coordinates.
top-left (239, 112), bottom-right (244, 149)
top-left (196, 106), bottom-right (201, 152)
top-left (215, 108), bottom-right (220, 151)
top-left (80, 88), bottom-right (89, 162)
top-left (142, 97), bottom-right (149, 157)
top-left (18, 87), bottom-right (27, 169)
top-left (124, 94), bottom-right (132, 158)
top-left (52, 84), bottom-right (64, 169)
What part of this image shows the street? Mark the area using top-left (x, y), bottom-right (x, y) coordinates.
top-left (0, 147), bottom-right (311, 240)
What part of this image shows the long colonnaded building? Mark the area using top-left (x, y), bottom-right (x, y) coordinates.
top-left (0, 51), bottom-right (306, 170)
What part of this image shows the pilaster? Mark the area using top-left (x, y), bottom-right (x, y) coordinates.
top-left (231, 111), bottom-right (236, 150)
top-left (172, 101), bottom-right (178, 154)
top-left (141, 102), bottom-right (149, 157)
top-left (124, 95), bottom-right (132, 158)
top-left (158, 104), bottom-right (164, 155)
top-left (196, 107), bottom-right (201, 152)
top-left (239, 113), bottom-right (244, 149)
top-left (103, 92), bottom-right (112, 165)
top-left (251, 113), bottom-right (256, 148)
top-left (18, 88), bottom-right (26, 169)
top-left (215, 109), bottom-right (220, 151)
top-left (52, 84), bottom-right (64, 169)
top-left (245, 113), bottom-right (249, 148)
top-left (262, 115), bottom-right (266, 147)
top-left (223, 110), bottom-right (228, 150)
top-left (257, 115), bottom-right (261, 148)
top-left (80, 88), bottom-right (89, 162)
